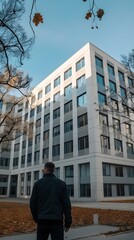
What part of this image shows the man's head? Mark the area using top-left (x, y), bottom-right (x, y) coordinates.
top-left (43, 162), bottom-right (55, 174)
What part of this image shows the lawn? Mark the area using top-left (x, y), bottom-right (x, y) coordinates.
top-left (0, 202), bottom-right (134, 236)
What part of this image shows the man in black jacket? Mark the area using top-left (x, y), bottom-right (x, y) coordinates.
top-left (30, 162), bottom-right (72, 240)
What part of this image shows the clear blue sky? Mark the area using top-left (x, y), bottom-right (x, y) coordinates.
top-left (21, 0), bottom-right (134, 88)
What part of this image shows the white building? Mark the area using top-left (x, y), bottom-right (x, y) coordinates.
top-left (0, 43), bottom-right (134, 201)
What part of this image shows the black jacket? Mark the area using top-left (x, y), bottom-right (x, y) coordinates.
top-left (30, 173), bottom-right (72, 228)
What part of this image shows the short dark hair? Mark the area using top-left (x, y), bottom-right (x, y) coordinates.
top-left (44, 162), bottom-right (55, 173)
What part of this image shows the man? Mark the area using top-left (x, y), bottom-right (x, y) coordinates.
top-left (30, 162), bottom-right (72, 240)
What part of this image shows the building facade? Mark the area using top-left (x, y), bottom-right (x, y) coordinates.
top-left (0, 43), bottom-right (134, 201)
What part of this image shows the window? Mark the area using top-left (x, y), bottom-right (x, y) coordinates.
top-left (118, 71), bottom-right (124, 84)
top-left (64, 140), bottom-right (73, 154)
top-left (27, 172), bottom-right (31, 181)
top-left (27, 153), bottom-right (32, 164)
top-left (80, 184), bottom-right (91, 197)
top-left (64, 120), bottom-right (73, 133)
top-left (64, 84), bottom-right (72, 98)
top-left (34, 151), bottom-right (40, 163)
top-left (25, 101), bottom-right (29, 109)
top-left (108, 64), bottom-right (115, 76)
top-left (55, 168), bottom-right (60, 178)
top-left (126, 143), bottom-right (133, 155)
top-left (101, 135), bottom-right (110, 149)
top-left (43, 148), bottom-right (49, 159)
top-left (38, 90), bottom-right (42, 99)
top-left (65, 165), bottom-right (73, 178)
top-left (53, 125), bottom-right (60, 137)
top-left (14, 143), bottom-right (20, 152)
top-left (104, 184), bottom-right (112, 197)
top-left (37, 104), bottom-right (42, 114)
top-left (77, 93), bottom-right (87, 107)
top-left (97, 73), bottom-right (105, 86)
top-left (0, 158), bottom-right (9, 167)
top-left (114, 139), bottom-right (123, 152)
top-left (53, 107), bottom-right (60, 119)
top-left (115, 166), bottom-right (123, 177)
top-left (45, 98), bottom-right (50, 108)
top-left (99, 113), bottom-right (108, 126)
top-left (35, 134), bottom-right (40, 144)
top-left (78, 113), bottom-right (88, 127)
top-left (34, 171), bottom-right (39, 181)
top-left (45, 84), bottom-right (51, 94)
top-left (43, 130), bottom-right (49, 141)
top-left (0, 100), bottom-right (3, 110)
top-left (18, 103), bottom-right (23, 112)
top-left (120, 87), bottom-right (127, 98)
top-left (80, 163), bottom-right (90, 177)
top-left (103, 163), bottom-right (111, 176)
top-left (117, 184), bottom-right (125, 196)
top-left (128, 77), bottom-right (134, 87)
top-left (64, 67), bottom-right (72, 80)
top-left (64, 101), bottom-right (72, 113)
top-left (30, 108), bottom-right (34, 118)
top-left (54, 76), bottom-right (60, 88)
top-left (44, 113), bottom-right (50, 124)
top-left (124, 123), bottom-right (131, 135)
top-left (13, 158), bottom-right (18, 167)
top-left (24, 113), bottom-right (28, 121)
top-left (77, 75), bottom-right (86, 89)
top-left (127, 167), bottom-right (134, 177)
top-left (28, 138), bottom-right (32, 147)
top-left (98, 92), bottom-right (106, 105)
top-left (109, 81), bottom-right (116, 92)
top-left (78, 136), bottom-right (89, 150)
top-left (122, 104), bottom-right (129, 116)
top-left (52, 144), bottom-right (60, 157)
top-left (54, 92), bottom-right (60, 102)
top-left (95, 56), bottom-right (103, 68)
top-left (111, 99), bottom-right (119, 111)
top-left (31, 96), bottom-right (35, 104)
top-left (113, 118), bottom-right (120, 130)
top-left (66, 185), bottom-right (74, 197)
top-left (36, 118), bottom-right (41, 128)
top-left (21, 155), bottom-right (25, 166)
top-left (129, 185), bottom-right (134, 196)
top-left (22, 140), bottom-right (26, 149)
top-left (76, 57), bottom-right (85, 71)
top-left (6, 102), bottom-right (13, 111)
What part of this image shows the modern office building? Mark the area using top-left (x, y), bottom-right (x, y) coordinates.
top-left (0, 43), bottom-right (134, 201)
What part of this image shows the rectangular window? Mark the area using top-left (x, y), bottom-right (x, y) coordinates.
top-left (31, 96), bottom-right (35, 104)
top-left (114, 139), bottom-right (123, 152)
top-left (77, 75), bottom-right (86, 88)
top-left (25, 101), bottom-right (29, 109)
top-left (115, 166), bottom-right (123, 177)
top-left (43, 148), bottom-right (49, 159)
top-left (80, 163), bottom-right (90, 177)
top-left (64, 120), bottom-right (73, 133)
top-left (45, 84), bottom-right (51, 94)
top-left (97, 73), bottom-right (105, 86)
top-left (128, 77), bottom-right (134, 87)
top-left (43, 130), bottom-right (49, 141)
top-left (13, 158), bottom-right (18, 167)
top-left (64, 101), bottom-right (72, 113)
top-left (27, 153), bottom-right (32, 164)
top-left (28, 138), bottom-right (32, 147)
top-left (35, 134), bottom-right (40, 144)
top-left (38, 90), bottom-right (42, 100)
top-left (118, 71), bottom-right (124, 84)
top-left (78, 136), bottom-right (89, 150)
top-left (34, 171), bottom-right (39, 181)
top-left (53, 107), bottom-right (60, 119)
top-left (44, 113), bottom-right (50, 124)
top-left (64, 67), bottom-right (72, 80)
top-left (109, 81), bottom-right (116, 92)
top-left (55, 167), bottom-right (60, 178)
top-left (78, 113), bottom-right (88, 128)
top-left (113, 118), bottom-right (121, 130)
top-left (65, 165), bottom-right (73, 178)
top-left (99, 113), bottom-right (108, 126)
top-left (64, 140), bottom-right (73, 154)
top-left (120, 87), bottom-right (127, 98)
top-left (80, 184), bottom-right (91, 197)
top-left (64, 84), bottom-right (72, 98)
top-left (95, 56), bottom-right (103, 68)
top-left (124, 123), bottom-right (131, 135)
top-left (37, 104), bottom-right (42, 114)
top-left (54, 92), bottom-right (60, 102)
top-left (45, 98), bottom-right (50, 108)
top-left (76, 57), bottom-right (85, 71)
top-left (27, 172), bottom-right (31, 181)
top-left (34, 151), bottom-right (40, 163)
top-left (103, 163), bottom-right (111, 176)
top-left (54, 76), bottom-right (60, 88)
top-left (127, 167), bottom-right (134, 177)
top-left (36, 118), bottom-right (41, 128)
top-left (108, 64), bottom-right (115, 76)
top-left (14, 143), bottom-right (20, 152)
top-left (111, 99), bottom-right (119, 111)
top-left (0, 100), bottom-right (3, 110)
top-left (129, 185), bottom-right (134, 196)
top-left (104, 184), bottom-right (112, 197)
top-left (21, 155), bottom-right (25, 166)
top-left (66, 185), bottom-right (74, 197)
top-left (101, 135), bottom-right (110, 150)
top-left (126, 143), bottom-right (134, 155)
top-left (52, 144), bottom-right (60, 157)
top-left (116, 184), bottom-right (125, 196)
top-left (24, 113), bottom-right (28, 121)
top-left (77, 92), bottom-right (87, 107)
top-left (22, 140), bottom-right (26, 149)
top-left (122, 104), bottom-right (129, 116)
top-left (98, 92), bottom-right (106, 105)
top-left (53, 125), bottom-right (60, 137)
top-left (30, 108), bottom-right (34, 118)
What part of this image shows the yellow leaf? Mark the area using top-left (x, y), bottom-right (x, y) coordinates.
top-left (32, 13), bottom-right (43, 26)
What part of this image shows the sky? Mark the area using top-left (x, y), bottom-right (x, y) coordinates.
top-left (21, 0), bottom-right (134, 88)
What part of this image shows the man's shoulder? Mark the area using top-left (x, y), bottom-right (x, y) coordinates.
top-left (55, 177), bottom-right (66, 186)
